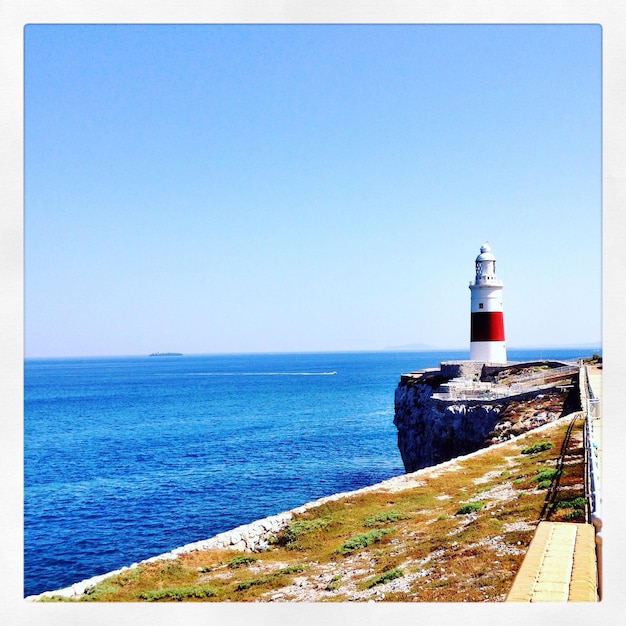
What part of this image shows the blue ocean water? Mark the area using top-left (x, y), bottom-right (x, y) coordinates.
top-left (23, 348), bottom-right (596, 597)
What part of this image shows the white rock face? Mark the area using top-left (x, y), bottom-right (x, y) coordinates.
top-left (393, 363), bottom-right (576, 473)
top-left (394, 380), bottom-right (503, 473)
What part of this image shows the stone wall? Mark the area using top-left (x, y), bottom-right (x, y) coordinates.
top-left (440, 360), bottom-right (484, 380)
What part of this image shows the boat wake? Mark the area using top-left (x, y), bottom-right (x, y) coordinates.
top-left (188, 371), bottom-right (338, 376)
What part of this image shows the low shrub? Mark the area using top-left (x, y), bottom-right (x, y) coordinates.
top-left (235, 564), bottom-right (307, 591)
top-left (228, 555), bottom-right (257, 569)
top-left (365, 568), bottom-right (404, 588)
top-left (325, 575), bottom-right (342, 591)
top-left (563, 510), bottom-right (585, 521)
top-left (274, 517), bottom-right (331, 550)
top-left (553, 497), bottom-right (587, 510)
top-left (139, 584), bottom-right (218, 601)
top-left (235, 577), bottom-right (267, 591)
top-left (531, 468), bottom-right (561, 483)
top-left (337, 529), bottom-right (392, 555)
top-left (521, 442), bottom-right (554, 455)
top-left (363, 510), bottom-right (405, 527)
top-left (455, 501), bottom-right (484, 516)
top-left (278, 564), bottom-right (307, 575)
top-left (81, 581), bottom-right (120, 601)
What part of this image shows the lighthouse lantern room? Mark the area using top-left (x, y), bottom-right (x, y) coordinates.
top-left (469, 242), bottom-right (507, 363)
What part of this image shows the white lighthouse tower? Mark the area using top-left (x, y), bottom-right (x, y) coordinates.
top-left (469, 242), bottom-right (507, 363)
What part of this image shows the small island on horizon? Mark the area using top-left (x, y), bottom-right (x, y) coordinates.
top-left (149, 352), bottom-right (183, 357)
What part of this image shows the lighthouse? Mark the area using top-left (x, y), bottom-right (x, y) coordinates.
top-left (469, 242), bottom-right (507, 363)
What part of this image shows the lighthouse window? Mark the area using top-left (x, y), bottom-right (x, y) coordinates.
top-left (479, 303), bottom-right (484, 309)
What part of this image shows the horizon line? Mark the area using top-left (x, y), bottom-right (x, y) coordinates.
top-left (24, 344), bottom-right (602, 360)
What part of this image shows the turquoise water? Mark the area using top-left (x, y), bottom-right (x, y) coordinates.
top-left (23, 348), bottom-right (595, 596)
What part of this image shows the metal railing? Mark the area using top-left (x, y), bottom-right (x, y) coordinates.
top-left (515, 364), bottom-right (579, 386)
top-left (431, 365), bottom-right (579, 402)
top-left (580, 362), bottom-right (602, 600)
top-left (581, 364), bottom-right (601, 519)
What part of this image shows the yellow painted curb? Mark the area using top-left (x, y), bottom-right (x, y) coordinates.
top-left (506, 522), bottom-right (597, 602)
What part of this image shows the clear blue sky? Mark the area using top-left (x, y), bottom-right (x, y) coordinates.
top-left (24, 24), bottom-right (601, 357)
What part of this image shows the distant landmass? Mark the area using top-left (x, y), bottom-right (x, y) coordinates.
top-left (383, 342), bottom-right (601, 353)
top-left (383, 343), bottom-right (436, 351)
top-left (149, 352), bottom-right (183, 357)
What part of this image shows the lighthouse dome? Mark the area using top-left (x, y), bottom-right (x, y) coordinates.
top-left (476, 242), bottom-right (496, 262)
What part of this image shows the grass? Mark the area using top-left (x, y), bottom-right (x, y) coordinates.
top-left (228, 555), bottom-right (258, 568)
top-left (273, 516), bottom-right (334, 550)
top-left (336, 528), bottom-right (393, 554)
top-left (553, 496), bottom-right (586, 510)
top-left (139, 584), bottom-right (218, 601)
top-left (45, 417), bottom-right (585, 603)
top-left (455, 501), bottom-right (484, 516)
top-left (363, 510), bottom-right (406, 526)
top-left (532, 468), bottom-right (561, 482)
top-left (364, 568), bottom-right (404, 589)
top-left (234, 564), bottom-right (307, 591)
top-left (325, 575), bottom-right (342, 591)
top-left (521, 442), bottom-right (554, 455)
top-left (552, 496), bottom-right (588, 521)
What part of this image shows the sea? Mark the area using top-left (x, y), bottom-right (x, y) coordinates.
top-left (23, 347), bottom-right (598, 597)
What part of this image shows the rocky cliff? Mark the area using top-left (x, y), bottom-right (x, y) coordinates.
top-left (393, 361), bottom-right (580, 473)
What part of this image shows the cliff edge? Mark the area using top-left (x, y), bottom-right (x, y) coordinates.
top-left (394, 360), bottom-right (581, 473)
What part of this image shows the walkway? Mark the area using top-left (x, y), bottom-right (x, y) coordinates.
top-left (507, 363), bottom-right (602, 602)
top-left (506, 522), bottom-right (597, 601)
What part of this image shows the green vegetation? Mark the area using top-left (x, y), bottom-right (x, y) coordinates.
top-left (552, 496), bottom-right (587, 522)
top-left (325, 575), bottom-right (342, 591)
top-left (139, 584), bottom-right (218, 601)
top-left (531, 468), bottom-right (561, 483)
top-left (228, 555), bottom-right (258, 568)
top-left (363, 510), bottom-right (405, 526)
top-left (455, 501), bottom-right (484, 516)
top-left (235, 564), bottom-right (307, 591)
top-left (336, 529), bottom-right (392, 555)
top-left (553, 497), bottom-right (587, 510)
top-left (235, 578), bottom-right (265, 591)
top-left (522, 442), bottom-right (554, 455)
top-left (562, 510), bottom-right (585, 521)
top-left (274, 517), bottom-right (332, 550)
top-left (364, 568), bottom-right (404, 588)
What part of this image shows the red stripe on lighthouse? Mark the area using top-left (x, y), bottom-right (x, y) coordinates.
top-left (471, 311), bottom-right (505, 342)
